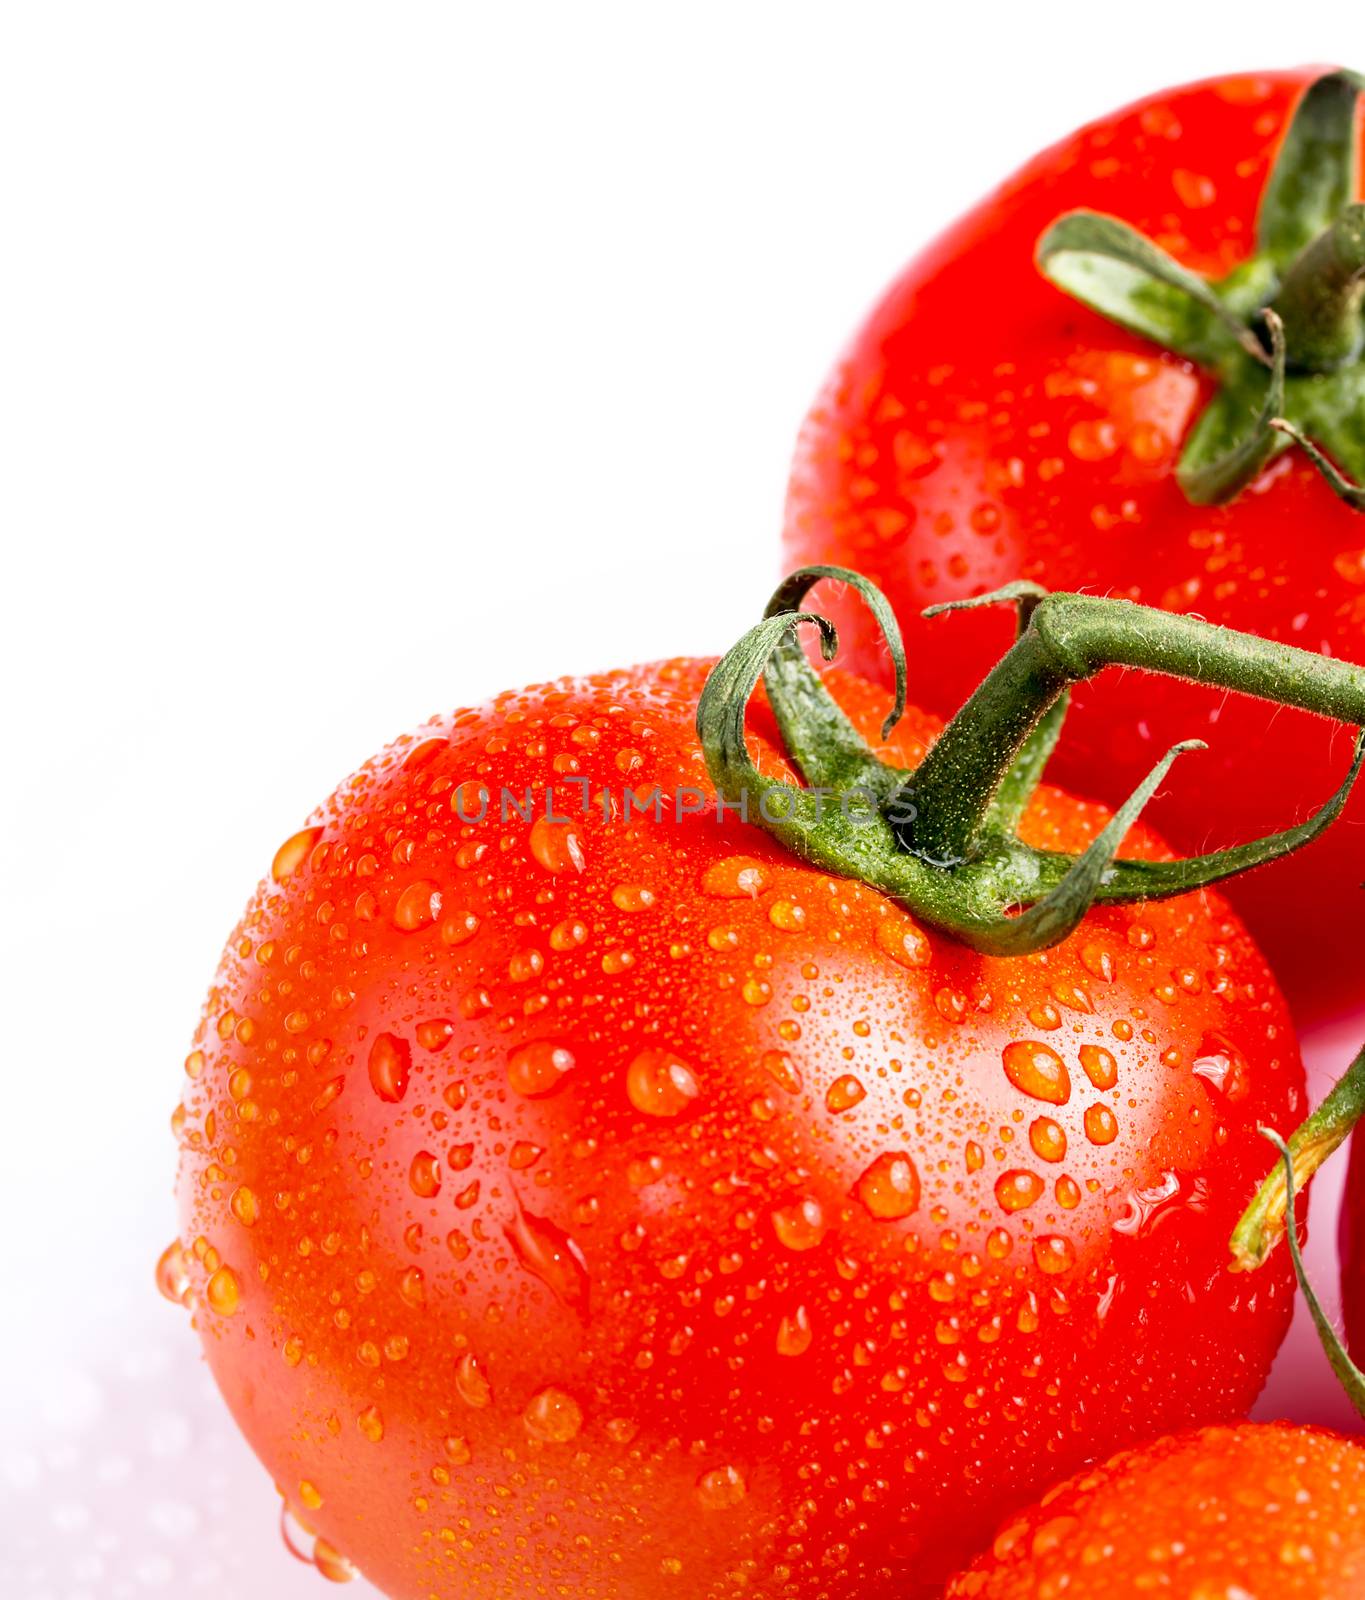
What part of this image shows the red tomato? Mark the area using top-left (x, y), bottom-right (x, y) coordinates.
top-left (167, 651), bottom-right (1305, 1598)
top-left (784, 68), bottom-right (1365, 1019)
top-left (945, 1423), bottom-right (1365, 1597)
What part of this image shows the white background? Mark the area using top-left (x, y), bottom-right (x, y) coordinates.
top-left (3, 5), bottom-right (1362, 1596)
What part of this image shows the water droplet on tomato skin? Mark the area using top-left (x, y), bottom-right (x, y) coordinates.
top-left (313, 1537), bottom-right (358, 1583)
top-left (156, 1240), bottom-right (191, 1306)
top-left (772, 1197), bottom-right (827, 1251)
top-left (393, 879), bottom-right (442, 932)
top-left (1029, 1118), bottom-right (1067, 1163)
top-left (504, 1196), bottom-right (591, 1316)
top-left (777, 1305), bottom-right (813, 1356)
top-left (455, 1351), bottom-right (492, 1408)
top-left (409, 1152), bottom-right (441, 1199)
top-left (206, 1265), bottom-right (241, 1316)
top-left (826, 1074), bottom-right (866, 1113)
top-left (1002, 1040), bottom-right (1071, 1105)
top-left (508, 1040), bottom-right (576, 1097)
top-left (701, 855), bottom-right (771, 899)
top-left (854, 1152), bottom-right (920, 1221)
top-left (875, 913), bottom-right (932, 969)
top-left (695, 1465), bottom-right (747, 1511)
top-left (1084, 1103), bottom-right (1119, 1145)
top-left (272, 825), bottom-right (325, 882)
top-left (357, 1405), bottom-right (385, 1443)
top-left (762, 1049), bottom-right (803, 1095)
top-left (995, 1170), bottom-right (1045, 1212)
top-left (523, 1386), bottom-right (584, 1443)
top-left (1193, 1032), bottom-right (1251, 1102)
top-left (1079, 1043), bottom-right (1118, 1090)
top-left (1032, 1235), bottom-right (1076, 1275)
top-left (529, 814), bottom-right (586, 875)
top-left (626, 1049), bottom-right (700, 1117)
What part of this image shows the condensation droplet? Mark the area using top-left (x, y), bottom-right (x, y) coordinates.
top-left (825, 1075), bottom-right (866, 1114)
top-left (626, 1049), bottom-right (700, 1118)
top-left (695, 1464), bottom-right (747, 1511)
top-left (367, 1033), bottom-right (411, 1103)
top-left (508, 1040), bottom-right (576, 1098)
top-left (1002, 1040), bottom-right (1071, 1105)
top-left (523, 1386), bottom-right (584, 1443)
top-left (854, 1152), bottom-right (920, 1220)
top-left (701, 856), bottom-right (771, 899)
top-left (505, 1195), bottom-right (591, 1316)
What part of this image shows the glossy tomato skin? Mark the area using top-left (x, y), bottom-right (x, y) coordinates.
top-left (945, 1422), bottom-right (1365, 1597)
top-left (784, 68), bottom-right (1365, 1020)
top-left (173, 659), bottom-right (1303, 1600)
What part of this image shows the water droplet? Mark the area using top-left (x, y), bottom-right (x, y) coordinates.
top-left (761, 1050), bottom-right (802, 1095)
top-left (505, 1196), bottom-right (590, 1316)
top-left (626, 1049), bottom-right (700, 1117)
top-left (1192, 1032), bottom-right (1250, 1102)
top-left (230, 1186), bottom-right (259, 1227)
top-left (156, 1241), bottom-right (191, 1306)
top-left (825, 1074), bottom-right (866, 1113)
top-left (995, 1170), bottom-right (1044, 1212)
top-left (357, 1406), bottom-right (384, 1443)
top-left (508, 1040), bottom-right (576, 1097)
top-left (1084, 1104), bottom-right (1119, 1145)
top-left (272, 826), bottom-right (324, 883)
top-left (1032, 1235), bottom-right (1076, 1275)
top-left (875, 913), bottom-right (931, 969)
top-left (1079, 1043), bottom-right (1118, 1090)
top-left (772, 1197), bottom-right (827, 1251)
top-left (1080, 943), bottom-right (1116, 983)
top-left (612, 883), bottom-right (656, 912)
top-left (440, 911), bottom-right (481, 947)
top-left (409, 1152), bottom-right (441, 1199)
top-left (205, 1265), bottom-right (240, 1316)
top-left (695, 1464), bottom-right (747, 1511)
top-left (313, 1537), bottom-right (358, 1583)
top-left (523, 1386), bottom-right (583, 1443)
top-left (455, 1351), bottom-right (492, 1408)
top-left (854, 1152), bottom-right (920, 1220)
top-left (361, 1030), bottom-right (409, 1107)
top-left (1112, 1170), bottom-right (1185, 1237)
top-left (1002, 1040), bottom-right (1071, 1105)
top-left (298, 1480), bottom-right (324, 1512)
top-left (393, 879), bottom-right (442, 932)
top-left (530, 815), bottom-right (586, 875)
top-left (1028, 1118), bottom-right (1067, 1163)
top-left (701, 856), bottom-right (770, 898)
top-left (768, 900), bottom-right (806, 932)
top-left (776, 1305), bottom-right (813, 1356)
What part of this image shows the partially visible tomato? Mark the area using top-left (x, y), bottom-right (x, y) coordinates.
top-left (946, 1423), bottom-right (1365, 1597)
top-left (170, 642), bottom-right (1304, 1597)
top-left (784, 67), bottom-right (1365, 1018)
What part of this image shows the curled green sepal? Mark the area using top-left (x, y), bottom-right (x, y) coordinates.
top-left (1270, 417), bottom-right (1365, 509)
top-left (1037, 210), bottom-right (1269, 368)
top-left (967, 740), bottom-right (1204, 956)
top-left (1037, 68), bottom-right (1365, 512)
top-left (699, 569), bottom-right (1365, 957)
top-left (1081, 728), bottom-right (1365, 903)
top-left (1254, 1128), bottom-right (1365, 1421)
top-left (1259, 69), bottom-right (1365, 269)
top-left (1177, 310), bottom-right (1289, 504)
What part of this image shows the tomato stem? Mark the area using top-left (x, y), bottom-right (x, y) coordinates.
top-left (698, 565), bottom-right (1365, 955)
top-left (1270, 203), bottom-right (1365, 370)
top-left (1038, 68), bottom-right (1365, 509)
top-left (1253, 1128), bottom-right (1365, 1421)
top-left (1232, 1041), bottom-right (1365, 1270)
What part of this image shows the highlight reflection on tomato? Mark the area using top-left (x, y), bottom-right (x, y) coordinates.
top-left (169, 641), bottom-right (1304, 1597)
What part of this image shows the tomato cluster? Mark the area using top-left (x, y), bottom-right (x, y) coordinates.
top-left (168, 64), bottom-right (1365, 1600)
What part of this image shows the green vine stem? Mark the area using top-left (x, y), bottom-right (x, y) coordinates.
top-left (1252, 1129), bottom-right (1365, 1420)
top-left (1038, 67), bottom-right (1365, 509)
top-left (697, 565), bottom-right (1365, 956)
top-left (1232, 1042), bottom-right (1365, 1270)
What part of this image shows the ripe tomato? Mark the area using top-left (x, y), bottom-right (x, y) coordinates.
top-left (945, 1423), bottom-right (1365, 1597)
top-left (170, 654), bottom-right (1303, 1599)
top-left (784, 68), bottom-right (1365, 1018)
